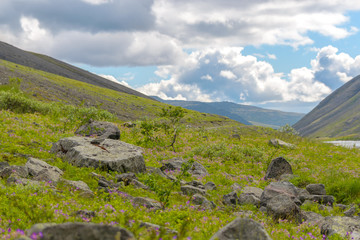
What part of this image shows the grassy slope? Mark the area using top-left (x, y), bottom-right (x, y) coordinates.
top-left (0, 60), bottom-right (235, 126)
top-left (294, 75), bottom-right (360, 139)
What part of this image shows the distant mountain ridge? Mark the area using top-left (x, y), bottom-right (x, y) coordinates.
top-left (293, 75), bottom-right (360, 138)
top-left (153, 97), bottom-right (305, 128)
top-left (0, 41), bottom-right (151, 100)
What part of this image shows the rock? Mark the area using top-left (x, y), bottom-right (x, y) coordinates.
top-left (269, 139), bottom-right (295, 148)
top-left (122, 122), bottom-right (136, 128)
top-left (61, 179), bottom-right (94, 197)
top-left (7, 175), bottom-right (41, 186)
top-left (344, 206), bottom-right (357, 217)
top-left (27, 222), bottom-right (135, 240)
top-left (266, 194), bottom-right (301, 222)
top-left (260, 181), bottom-right (299, 207)
top-left (73, 210), bottom-right (96, 218)
top-left (231, 183), bottom-right (242, 192)
top-left (210, 218), bottom-right (272, 240)
top-left (238, 193), bottom-right (260, 207)
top-left (26, 158), bottom-right (63, 177)
top-left (242, 186), bottom-right (263, 199)
top-left (185, 180), bottom-right (205, 189)
top-left (191, 194), bottom-right (216, 210)
top-left (160, 158), bottom-right (208, 176)
top-left (128, 179), bottom-right (149, 190)
top-left (133, 197), bottom-right (162, 210)
top-left (321, 216), bottom-right (360, 239)
top-left (336, 204), bottom-right (348, 210)
top-left (181, 185), bottom-right (206, 196)
top-left (306, 184), bottom-right (326, 195)
top-left (223, 191), bottom-right (239, 206)
top-left (51, 137), bottom-right (146, 173)
top-left (205, 181), bottom-right (217, 190)
top-left (265, 157), bottom-right (293, 180)
top-left (32, 169), bottom-right (62, 183)
top-left (301, 195), bottom-right (335, 206)
top-left (75, 120), bottom-right (120, 140)
top-left (139, 222), bottom-right (178, 235)
top-left (0, 161), bottom-right (10, 170)
top-left (0, 165), bottom-right (28, 179)
top-left (301, 211), bottom-right (325, 225)
top-left (116, 173), bottom-right (137, 184)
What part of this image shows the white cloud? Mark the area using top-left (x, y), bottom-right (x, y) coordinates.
top-left (81, 0), bottom-right (113, 5)
top-left (140, 45), bottom-right (360, 106)
top-left (267, 54), bottom-right (277, 60)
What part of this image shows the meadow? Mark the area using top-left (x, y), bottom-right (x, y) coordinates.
top-left (0, 86), bottom-right (360, 239)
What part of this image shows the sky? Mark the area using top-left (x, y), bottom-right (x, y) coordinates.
top-left (1, 0), bottom-right (360, 113)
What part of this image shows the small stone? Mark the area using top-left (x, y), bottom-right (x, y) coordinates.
top-left (133, 197), bottom-right (162, 210)
top-left (265, 157), bottom-right (293, 180)
top-left (306, 184), bottom-right (326, 195)
top-left (181, 185), bottom-right (206, 196)
top-left (223, 191), bottom-right (239, 206)
top-left (205, 181), bottom-right (217, 190)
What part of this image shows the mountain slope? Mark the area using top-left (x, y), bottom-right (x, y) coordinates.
top-left (153, 97), bottom-right (304, 127)
top-left (0, 41), bottom-right (151, 100)
top-left (293, 75), bottom-right (360, 138)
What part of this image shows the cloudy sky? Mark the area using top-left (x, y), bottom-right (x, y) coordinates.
top-left (1, 0), bottom-right (360, 113)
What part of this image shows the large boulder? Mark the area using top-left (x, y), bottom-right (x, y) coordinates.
top-left (265, 157), bottom-right (293, 180)
top-left (27, 222), bottom-right (135, 240)
top-left (51, 137), bottom-right (146, 173)
top-left (0, 165), bottom-right (28, 179)
top-left (181, 185), bottom-right (206, 196)
top-left (75, 120), bottom-right (120, 140)
top-left (260, 181), bottom-right (300, 207)
top-left (210, 218), bottom-right (272, 240)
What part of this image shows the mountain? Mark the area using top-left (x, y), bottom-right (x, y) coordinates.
top-left (153, 97), bottom-right (305, 128)
top-left (0, 41), bottom-right (151, 100)
top-left (293, 75), bottom-right (360, 138)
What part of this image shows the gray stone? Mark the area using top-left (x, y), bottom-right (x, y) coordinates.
top-left (75, 120), bottom-right (120, 140)
top-left (191, 194), bottom-right (216, 210)
top-left (301, 195), bottom-right (335, 206)
top-left (160, 158), bottom-right (208, 176)
top-left (266, 194), bottom-right (301, 222)
top-left (128, 179), bottom-right (149, 190)
top-left (139, 222), bottom-right (178, 235)
top-left (210, 218), bottom-right (272, 240)
top-left (269, 139), bottom-right (295, 148)
top-left (223, 191), bottom-right (239, 206)
top-left (116, 173), bottom-right (137, 183)
top-left (231, 183), bottom-right (242, 192)
top-left (260, 181), bottom-right (299, 207)
top-left (0, 161), bottom-right (10, 170)
top-left (0, 165), bottom-right (28, 179)
top-left (204, 181), bottom-right (217, 190)
top-left (32, 169), bottom-right (62, 183)
top-left (321, 216), bottom-right (360, 239)
top-left (344, 206), bottom-right (357, 217)
top-left (181, 185), bottom-right (206, 196)
top-left (301, 211), bottom-right (325, 225)
top-left (238, 193), bottom-right (260, 207)
top-left (51, 137), bottom-right (146, 173)
top-left (73, 210), bottom-right (96, 218)
top-left (185, 180), bottom-right (204, 189)
top-left (242, 186), bottom-right (263, 199)
top-left (27, 222), bottom-right (135, 240)
top-left (133, 197), bottom-right (162, 210)
top-left (61, 179), bottom-right (94, 197)
top-left (306, 184), bottom-right (326, 195)
top-left (26, 158), bottom-right (63, 177)
top-left (265, 157), bottom-right (293, 180)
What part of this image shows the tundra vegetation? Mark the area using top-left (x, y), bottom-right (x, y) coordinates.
top-left (0, 78), bottom-right (360, 240)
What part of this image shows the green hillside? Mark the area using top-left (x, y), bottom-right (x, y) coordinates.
top-left (293, 75), bottom-right (360, 139)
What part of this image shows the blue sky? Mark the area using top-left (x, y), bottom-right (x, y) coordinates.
top-left (1, 0), bottom-right (360, 113)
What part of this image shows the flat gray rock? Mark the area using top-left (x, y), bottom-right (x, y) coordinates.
top-left (321, 216), bottom-right (360, 239)
top-left (51, 137), bottom-right (146, 173)
top-left (210, 218), bottom-right (272, 240)
top-left (27, 222), bottom-right (135, 240)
